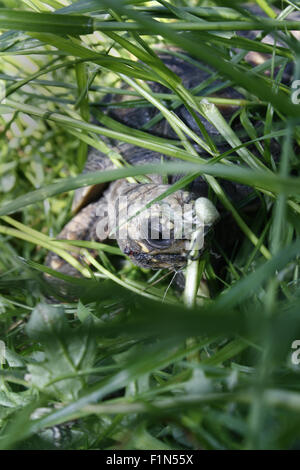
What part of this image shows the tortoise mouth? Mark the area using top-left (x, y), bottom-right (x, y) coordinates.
top-left (125, 249), bottom-right (187, 270)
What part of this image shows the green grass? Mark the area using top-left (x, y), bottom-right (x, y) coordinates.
top-left (0, 0), bottom-right (300, 450)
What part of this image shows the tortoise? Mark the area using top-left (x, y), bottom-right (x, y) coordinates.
top-left (45, 44), bottom-right (291, 282)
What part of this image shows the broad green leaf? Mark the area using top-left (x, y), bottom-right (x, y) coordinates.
top-left (25, 303), bottom-right (96, 401)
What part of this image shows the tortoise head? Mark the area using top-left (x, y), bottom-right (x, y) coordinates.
top-left (104, 184), bottom-right (219, 270)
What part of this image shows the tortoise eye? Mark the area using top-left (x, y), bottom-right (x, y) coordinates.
top-left (139, 218), bottom-right (174, 250)
top-left (147, 235), bottom-right (173, 250)
top-left (146, 220), bottom-right (173, 249)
